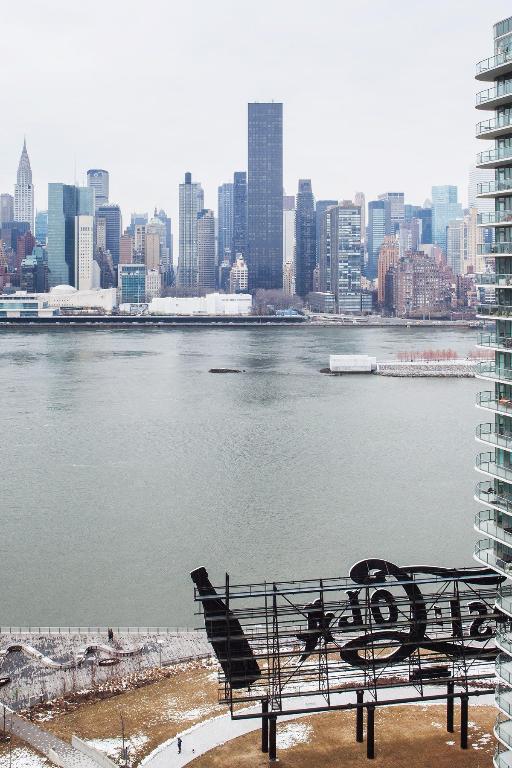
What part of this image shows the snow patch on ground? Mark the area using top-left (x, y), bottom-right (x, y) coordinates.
top-left (0, 748), bottom-right (47, 767)
top-left (276, 722), bottom-right (313, 750)
top-left (85, 733), bottom-right (149, 759)
top-left (173, 706), bottom-right (218, 722)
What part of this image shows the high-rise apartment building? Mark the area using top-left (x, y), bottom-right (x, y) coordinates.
top-left (283, 195), bottom-right (296, 295)
top-left (178, 172), bottom-right (204, 288)
top-left (377, 236), bottom-right (399, 306)
top-left (367, 201), bottom-right (386, 279)
top-left (47, 184), bottom-right (94, 287)
top-left (232, 171), bottom-right (247, 259)
top-left (87, 169), bottom-right (109, 210)
top-left (446, 218), bottom-right (468, 275)
top-left (316, 200), bottom-right (338, 271)
top-left (197, 209), bottom-right (216, 292)
top-left (0, 194), bottom-right (14, 224)
top-left (218, 183), bottom-right (234, 264)
top-left (295, 180), bottom-right (316, 297)
top-left (247, 102), bottom-right (283, 289)
top-left (322, 202), bottom-right (368, 313)
top-left (431, 185), bottom-right (463, 254)
top-left (473, 19), bottom-right (512, 760)
top-left (387, 252), bottom-right (449, 317)
top-left (97, 204), bottom-right (122, 266)
top-left (14, 139), bottom-right (34, 232)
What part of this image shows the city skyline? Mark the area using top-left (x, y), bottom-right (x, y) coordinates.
top-left (2, 1), bottom-right (512, 225)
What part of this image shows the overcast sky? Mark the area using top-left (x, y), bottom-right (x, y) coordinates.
top-left (1, 0), bottom-right (511, 225)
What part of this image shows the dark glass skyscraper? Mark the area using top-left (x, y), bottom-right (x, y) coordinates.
top-left (47, 183), bottom-right (94, 287)
top-left (97, 204), bottom-right (122, 266)
top-left (295, 179), bottom-right (316, 297)
top-left (367, 200), bottom-right (386, 279)
top-left (232, 171), bottom-right (247, 259)
top-left (247, 102), bottom-right (283, 289)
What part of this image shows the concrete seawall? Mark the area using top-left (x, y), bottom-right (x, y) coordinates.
top-left (376, 360), bottom-right (477, 377)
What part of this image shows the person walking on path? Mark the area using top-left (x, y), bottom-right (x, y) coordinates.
top-left (177, 737), bottom-right (182, 755)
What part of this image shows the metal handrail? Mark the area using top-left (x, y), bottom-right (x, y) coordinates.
top-left (478, 244), bottom-right (512, 255)
top-left (477, 423), bottom-right (512, 449)
top-left (478, 333), bottom-right (512, 348)
top-left (477, 362), bottom-right (512, 379)
top-left (477, 50), bottom-right (512, 75)
top-left (480, 212), bottom-right (512, 226)
top-left (475, 274), bottom-right (512, 286)
top-left (476, 452), bottom-right (512, 482)
top-left (477, 115), bottom-right (512, 136)
top-left (478, 180), bottom-right (512, 195)
top-left (477, 81), bottom-right (512, 105)
top-left (478, 146), bottom-right (512, 164)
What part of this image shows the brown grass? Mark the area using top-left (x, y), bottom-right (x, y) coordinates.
top-left (190, 705), bottom-right (495, 768)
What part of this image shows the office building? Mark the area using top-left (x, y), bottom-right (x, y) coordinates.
top-left (446, 218), bottom-right (468, 275)
top-left (145, 269), bottom-right (161, 300)
top-left (316, 200), bottom-right (338, 269)
top-left (145, 232), bottom-right (160, 271)
top-left (119, 234), bottom-right (134, 264)
top-left (283, 195), bottom-right (296, 295)
top-left (218, 183), bottom-right (234, 264)
top-left (378, 192), bottom-right (404, 235)
top-left (118, 263), bottom-right (146, 304)
top-left (74, 214), bottom-right (96, 290)
top-left (35, 210), bottom-right (48, 245)
top-left (87, 169), bottom-right (109, 210)
top-left (178, 172), bottom-right (204, 288)
top-left (295, 180), bottom-right (316, 297)
top-left (367, 200), bottom-right (386, 279)
top-left (197, 209), bottom-right (216, 292)
top-left (377, 236), bottom-right (399, 305)
top-left (14, 139), bottom-right (34, 232)
top-left (354, 193), bottom-right (366, 243)
top-left (431, 185), bottom-right (463, 254)
top-left (0, 194), bottom-right (14, 224)
top-left (247, 102), bottom-right (283, 289)
top-left (97, 204), bottom-right (121, 266)
top-left (232, 171), bottom-right (247, 259)
top-left (417, 207), bottom-right (433, 244)
top-left (47, 184), bottom-right (94, 287)
top-left (229, 254), bottom-right (249, 293)
top-left (473, 20), bottom-right (512, 758)
top-left (128, 212), bottom-right (148, 238)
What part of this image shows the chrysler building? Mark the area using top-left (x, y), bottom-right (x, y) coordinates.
top-left (14, 139), bottom-right (34, 232)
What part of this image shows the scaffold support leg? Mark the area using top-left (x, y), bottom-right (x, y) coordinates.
top-left (447, 681), bottom-right (454, 733)
top-left (367, 705), bottom-right (375, 759)
top-left (356, 690), bottom-right (364, 743)
top-left (261, 699), bottom-right (269, 753)
top-left (269, 715), bottom-right (277, 762)
top-left (461, 695), bottom-right (468, 750)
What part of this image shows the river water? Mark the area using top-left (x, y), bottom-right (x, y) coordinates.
top-left (0, 325), bottom-right (482, 626)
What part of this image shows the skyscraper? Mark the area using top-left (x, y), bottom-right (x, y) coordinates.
top-left (35, 211), bottom-right (48, 245)
top-left (87, 169), bottom-right (109, 210)
top-left (316, 200), bottom-right (338, 270)
top-left (218, 183), bottom-right (234, 264)
top-left (232, 171), bottom-right (247, 259)
top-left (367, 200), bottom-right (386, 279)
top-left (295, 180), bottom-right (316, 297)
top-left (14, 139), bottom-right (34, 232)
top-left (75, 215), bottom-right (95, 290)
top-left (178, 172), bottom-right (204, 289)
top-left (197, 209), bottom-right (216, 292)
top-left (247, 102), bottom-right (283, 289)
top-left (325, 202), bottom-right (367, 313)
top-left (354, 192), bottom-right (366, 242)
top-left (473, 19), bottom-right (512, 753)
top-left (283, 195), bottom-right (295, 295)
top-left (446, 218), bottom-right (467, 275)
top-left (47, 184), bottom-right (94, 287)
top-left (97, 204), bottom-right (122, 266)
top-left (431, 185), bottom-right (463, 254)
top-left (0, 194), bottom-right (14, 224)
top-left (377, 192), bottom-right (404, 235)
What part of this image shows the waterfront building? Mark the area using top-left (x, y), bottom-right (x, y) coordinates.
top-left (367, 200), bottom-right (386, 279)
top-left (47, 184), bottom-right (94, 287)
top-left (0, 292), bottom-right (58, 318)
top-left (431, 185), bottom-right (463, 255)
top-left (307, 291), bottom-right (335, 313)
top-left (473, 18), bottom-right (512, 764)
top-left (119, 234), bottom-right (134, 264)
top-left (229, 254), bottom-right (249, 293)
top-left (0, 194), bottom-right (14, 224)
top-left (178, 172), bottom-right (204, 288)
top-left (232, 171), bottom-right (247, 260)
top-left (74, 214), bottom-right (96, 291)
top-left (14, 139), bottom-right (34, 233)
top-left (35, 210), bottom-right (48, 245)
top-left (377, 192), bottom-right (405, 235)
top-left (295, 180), bottom-right (316, 297)
top-left (446, 218), bottom-right (468, 276)
top-left (149, 292), bottom-right (252, 316)
top-left (87, 169), bottom-right (109, 210)
top-left (118, 263), bottom-right (146, 304)
top-left (377, 235), bottom-right (399, 306)
top-left (283, 194), bottom-right (295, 295)
top-left (218, 182), bottom-right (234, 264)
top-left (197, 209), bottom-right (216, 292)
top-left (247, 102), bottom-right (283, 289)
top-left (97, 204), bottom-right (122, 266)
top-left (327, 202), bottom-right (369, 313)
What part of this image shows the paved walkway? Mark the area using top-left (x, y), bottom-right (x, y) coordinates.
top-left (3, 706), bottom-right (99, 768)
top-left (142, 687), bottom-right (496, 767)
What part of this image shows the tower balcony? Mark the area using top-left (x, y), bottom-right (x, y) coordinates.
top-left (479, 212), bottom-right (512, 227)
top-left (494, 746), bottom-right (512, 768)
top-left (497, 626), bottom-right (512, 653)
top-left (477, 391), bottom-right (512, 418)
top-left (474, 537), bottom-right (512, 575)
top-left (477, 423), bottom-right (512, 451)
top-left (477, 333), bottom-right (512, 351)
top-left (476, 452), bottom-right (512, 482)
top-left (474, 509), bottom-right (512, 547)
top-left (476, 81), bottom-right (512, 110)
top-left (475, 480), bottom-right (512, 515)
top-left (477, 146), bottom-right (512, 169)
top-left (497, 589), bottom-right (512, 621)
top-left (478, 244), bottom-right (512, 256)
top-left (476, 307), bottom-right (512, 322)
top-left (476, 51), bottom-right (512, 81)
top-left (496, 717), bottom-right (512, 751)
top-left (477, 180), bottom-right (512, 197)
top-left (475, 274), bottom-right (512, 287)
top-left (476, 115), bottom-right (512, 140)
top-left (498, 685), bottom-right (512, 719)
top-left (497, 654), bottom-right (512, 685)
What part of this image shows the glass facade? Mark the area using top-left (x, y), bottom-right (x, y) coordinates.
top-left (232, 171), bottom-right (247, 260)
top-left (47, 184), bottom-right (94, 288)
top-left (295, 179), bottom-right (316, 297)
top-left (431, 185), bottom-right (463, 254)
top-left (247, 103), bottom-right (283, 290)
top-left (118, 264), bottom-right (146, 304)
top-left (97, 204), bottom-right (122, 266)
top-left (367, 200), bottom-right (386, 279)
top-left (218, 183), bottom-right (234, 264)
top-left (177, 172), bottom-right (204, 289)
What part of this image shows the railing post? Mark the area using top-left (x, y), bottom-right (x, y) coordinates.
top-left (460, 695), bottom-right (468, 750)
top-left (269, 715), bottom-right (277, 762)
top-left (261, 699), bottom-right (268, 753)
top-left (356, 690), bottom-right (364, 742)
top-left (367, 705), bottom-right (375, 759)
top-left (447, 681), bottom-right (454, 733)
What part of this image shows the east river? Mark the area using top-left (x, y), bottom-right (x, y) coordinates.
top-left (0, 325), bottom-right (483, 626)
